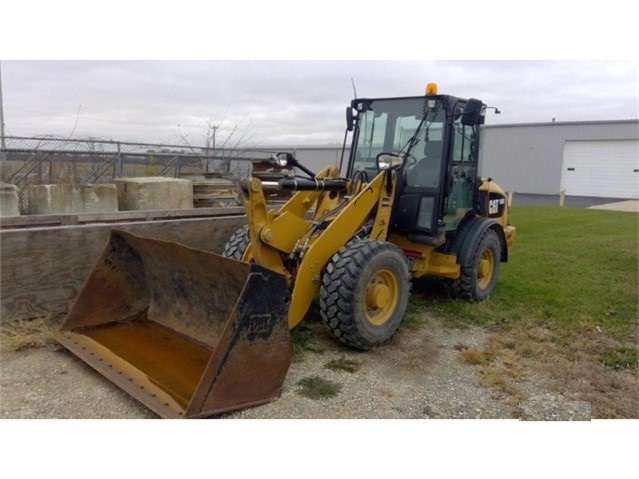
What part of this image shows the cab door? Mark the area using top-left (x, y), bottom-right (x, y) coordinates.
top-left (390, 109), bottom-right (447, 238)
top-left (443, 102), bottom-right (480, 231)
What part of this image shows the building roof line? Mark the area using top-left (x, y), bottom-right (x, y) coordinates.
top-left (484, 119), bottom-right (639, 128)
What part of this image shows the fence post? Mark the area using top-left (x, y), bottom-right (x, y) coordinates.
top-left (559, 190), bottom-right (565, 207)
top-left (116, 142), bottom-right (122, 177)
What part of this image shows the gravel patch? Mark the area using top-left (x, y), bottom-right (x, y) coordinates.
top-left (1, 315), bottom-right (570, 420)
top-left (518, 396), bottom-right (592, 421)
top-left (227, 317), bottom-right (516, 420)
top-left (0, 346), bottom-right (156, 419)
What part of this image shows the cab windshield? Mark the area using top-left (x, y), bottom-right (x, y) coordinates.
top-left (351, 97), bottom-right (445, 175)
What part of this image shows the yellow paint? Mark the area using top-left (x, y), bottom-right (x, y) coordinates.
top-left (387, 234), bottom-right (460, 279)
top-left (287, 171), bottom-right (392, 328)
top-left (259, 211), bottom-right (312, 254)
top-left (364, 268), bottom-right (398, 326)
top-left (240, 177), bottom-right (287, 276)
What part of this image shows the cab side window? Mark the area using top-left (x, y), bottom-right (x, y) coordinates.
top-left (452, 109), bottom-right (473, 162)
top-left (444, 106), bottom-right (478, 230)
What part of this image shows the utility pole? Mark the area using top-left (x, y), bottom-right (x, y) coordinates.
top-left (0, 61), bottom-right (5, 152)
top-left (212, 124), bottom-right (218, 173)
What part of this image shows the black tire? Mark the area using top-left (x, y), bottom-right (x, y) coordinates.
top-left (342, 226), bottom-right (371, 249)
top-left (446, 228), bottom-right (501, 301)
top-left (222, 225), bottom-right (250, 261)
top-left (319, 239), bottom-right (411, 350)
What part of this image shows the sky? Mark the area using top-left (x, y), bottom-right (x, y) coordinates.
top-left (1, 1), bottom-right (638, 150)
top-left (2, 60), bottom-right (637, 148)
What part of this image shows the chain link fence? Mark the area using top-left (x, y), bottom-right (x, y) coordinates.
top-left (0, 136), bottom-right (278, 213)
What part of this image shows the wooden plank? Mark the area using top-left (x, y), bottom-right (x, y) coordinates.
top-left (0, 206), bottom-right (246, 229)
top-left (0, 215), bottom-right (247, 321)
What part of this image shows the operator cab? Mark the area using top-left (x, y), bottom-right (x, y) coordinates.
top-left (346, 88), bottom-right (485, 243)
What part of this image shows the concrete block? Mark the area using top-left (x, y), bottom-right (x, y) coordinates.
top-left (28, 184), bottom-right (118, 215)
top-left (82, 184), bottom-right (119, 213)
top-left (115, 177), bottom-right (193, 211)
top-left (0, 183), bottom-right (20, 217)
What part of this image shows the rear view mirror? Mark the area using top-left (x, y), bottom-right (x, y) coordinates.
top-left (346, 107), bottom-right (354, 131)
top-left (461, 98), bottom-right (485, 126)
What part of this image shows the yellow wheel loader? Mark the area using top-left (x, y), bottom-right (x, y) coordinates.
top-left (55, 84), bottom-right (516, 418)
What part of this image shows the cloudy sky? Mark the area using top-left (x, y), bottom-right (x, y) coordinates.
top-left (1, 1), bottom-right (638, 150)
top-left (2, 60), bottom-right (637, 148)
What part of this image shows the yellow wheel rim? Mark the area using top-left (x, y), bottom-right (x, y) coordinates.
top-left (477, 248), bottom-right (495, 290)
top-left (365, 269), bottom-right (399, 326)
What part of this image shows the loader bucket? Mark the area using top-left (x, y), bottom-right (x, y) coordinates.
top-left (53, 230), bottom-right (292, 418)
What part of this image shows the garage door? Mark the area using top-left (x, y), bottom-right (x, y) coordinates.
top-left (560, 140), bottom-right (639, 199)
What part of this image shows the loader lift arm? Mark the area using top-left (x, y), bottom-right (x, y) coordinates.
top-left (239, 160), bottom-right (398, 328)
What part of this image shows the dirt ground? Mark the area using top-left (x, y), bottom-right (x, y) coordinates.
top-left (0, 313), bottom-right (592, 420)
top-left (3, 307), bottom-right (635, 479)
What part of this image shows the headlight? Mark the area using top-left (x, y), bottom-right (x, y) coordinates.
top-left (376, 153), bottom-right (403, 171)
top-left (273, 152), bottom-right (290, 167)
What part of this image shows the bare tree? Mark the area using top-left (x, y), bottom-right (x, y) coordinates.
top-left (175, 115), bottom-right (255, 178)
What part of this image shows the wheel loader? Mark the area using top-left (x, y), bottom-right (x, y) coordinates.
top-left (54, 83), bottom-right (516, 418)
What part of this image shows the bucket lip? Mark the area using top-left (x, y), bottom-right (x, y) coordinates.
top-left (53, 329), bottom-right (186, 418)
top-left (53, 328), bottom-right (287, 419)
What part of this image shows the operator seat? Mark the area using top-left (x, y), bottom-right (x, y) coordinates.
top-left (409, 140), bottom-right (442, 188)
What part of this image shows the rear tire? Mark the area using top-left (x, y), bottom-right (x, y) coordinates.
top-left (222, 225), bottom-right (250, 261)
top-left (446, 228), bottom-right (501, 301)
top-left (319, 239), bottom-right (410, 350)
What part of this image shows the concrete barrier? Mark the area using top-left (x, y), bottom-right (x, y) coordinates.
top-left (115, 177), bottom-right (193, 211)
top-left (0, 183), bottom-right (20, 217)
top-left (28, 184), bottom-right (118, 215)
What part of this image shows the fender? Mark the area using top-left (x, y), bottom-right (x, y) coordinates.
top-left (446, 215), bottom-right (508, 266)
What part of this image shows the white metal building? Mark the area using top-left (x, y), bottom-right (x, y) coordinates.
top-left (261, 119), bottom-right (638, 200)
top-left (480, 120), bottom-right (639, 199)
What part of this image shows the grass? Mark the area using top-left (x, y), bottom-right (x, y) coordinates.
top-left (459, 346), bottom-right (490, 365)
top-left (325, 356), bottom-right (362, 373)
top-left (403, 295), bottom-right (428, 329)
top-left (412, 205), bottom-right (638, 417)
top-left (297, 375), bottom-right (342, 400)
top-left (0, 315), bottom-right (64, 352)
top-left (598, 346), bottom-right (638, 371)
top-left (290, 309), bottom-right (327, 361)
top-left (416, 206), bottom-right (638, 338)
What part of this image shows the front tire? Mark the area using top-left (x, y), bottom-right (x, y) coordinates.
top-left (319, 239), bottom-right (411, 350)
top-left (222, 225), bottom-right (250, 261)
top-left (446, 228), bottom-right (501, 301)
